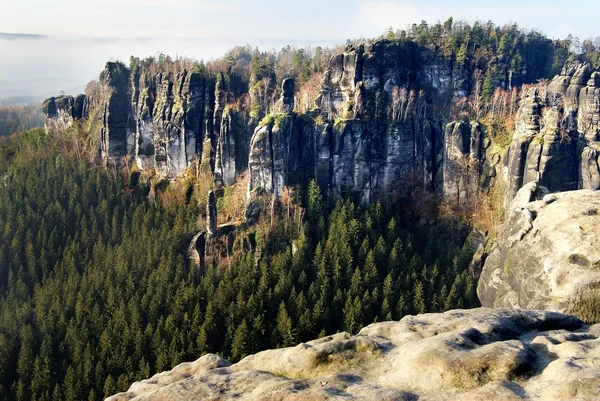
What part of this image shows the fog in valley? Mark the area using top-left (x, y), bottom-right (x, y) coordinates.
top-left (0, 34), bottom-right (335, 106)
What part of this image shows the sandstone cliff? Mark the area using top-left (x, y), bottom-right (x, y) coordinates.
top-left (246, 41), bottom-right (500, 205)
top-left (503, 63), bottom-right (600, 206)
top-left (43, 40), bottom-right (508, 205)
top-left (478, 184), bottom-right (600, 322)
top-left (42, 94), bottom-right (86, 132)
top-left (106, 308), bottom-right (600, 401)
top-left (41, 43), bottom-right (599, 212)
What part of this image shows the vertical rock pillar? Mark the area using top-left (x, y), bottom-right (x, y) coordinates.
top-left (207, 190), bottom-right (217, 238)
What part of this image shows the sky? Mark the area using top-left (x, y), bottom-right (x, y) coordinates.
top-left (1, 0), bottom-right (599, 105)
top-left (2, 0), bottom-right (599, 40)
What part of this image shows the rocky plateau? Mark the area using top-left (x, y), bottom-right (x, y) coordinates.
top-left (106, 308), bottom-right (600, 401)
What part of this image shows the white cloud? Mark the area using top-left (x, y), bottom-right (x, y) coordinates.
top-left (355, 1), bottom-right (598, 40)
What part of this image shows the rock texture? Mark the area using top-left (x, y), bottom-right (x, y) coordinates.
top-left (478, 185), bottom-right (600, 323)
top-left (42, 94), bottom-right (86, 132)
top-left (43, 43), bottom-right (597, 206)
top-left (504, 62), bottom-right (600, 206)
top-left (44, 61), bottom-right (251, 178)
top-left (442, 121), bottom-right (499, 205)
top-left (106, 308), bottom-right (600, 401)
top-left (246, 41), bottom-right (485, 204)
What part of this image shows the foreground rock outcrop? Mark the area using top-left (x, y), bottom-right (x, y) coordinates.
top-left (478, 186), bottom-right (600, 322)
top-left (106, 308), bottom-right (600, 401)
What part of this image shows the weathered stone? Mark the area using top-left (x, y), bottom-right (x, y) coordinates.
top-left (577, 71), bottom-right (600, 141)
top-left (508, 182), bottom-right (549, 210)
top-left (581, 147), bottom-right (600, 189)
top-left (478, 188), bottom-right (600, 323)
top-left (280, 78), bottom-right (295, 113)
top-left (187, 231), bottom-right (206, 271)
top-left (247, 114), bottom-right (445, 205)
top-left (502, 76), bottom-right (593, 205)
top-left (443, 121), bottom-right (473, 203)
top-left (206, 190), bottom-right (217, 238)
top-left (248, 124), bottom-right (274, 195)
top-left (66, 62), bottom-right (209, 176)
top-left (442, 121), bottom-right (495, 206)
top-left (106, 308), bottom-right (600, 401)
top-left (42, 94), bottom-right (87, 133)
top-left (99, 62), bottom-right (132, 165)
top-left (215, 108), bottom-right (238, 187)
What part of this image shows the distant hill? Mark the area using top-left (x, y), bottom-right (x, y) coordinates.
top-left (0, 32), bottom-right (46, 40)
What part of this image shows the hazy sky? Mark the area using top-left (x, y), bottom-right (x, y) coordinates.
top-left (1, 0), bottom-right (598, 105)
top-left (3, 0), bottom-right (599, 41)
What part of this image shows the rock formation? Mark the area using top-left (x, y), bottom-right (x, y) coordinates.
top-left (442, 121), bottom-right (500, 206)
top-left (106, 308), bottom-right (600, 401)
top-left (41, 44), bottom-right (598, 209)
top-left (38, 40), bottom-right (502, 206)
top-left (42, 94), bottom-right (86, 132)
top-left (206, 190), bottom-right (217, 238)
top-left (503, 62), bottom-right (600, 206)
top-left (478, 184), bottom-right (600, 323)
top-left (44, 62), bottom-right (249, 177)
top-left (246, 41), bottom-right (462, 205)
top-left (244, 41), bottom-right (509, 206)
top-left (280, 78), bottom-right (295, 113)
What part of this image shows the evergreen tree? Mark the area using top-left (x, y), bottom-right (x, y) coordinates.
top-left (275, 303), bottom-right (295, 347)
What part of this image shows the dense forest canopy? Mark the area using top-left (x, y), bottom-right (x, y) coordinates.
top-left (0, 104), bottom-right (45, 137)
top-left (0, 125), bottom-right (478, 401)
top-left (138, 18), bottom-right (600, 88)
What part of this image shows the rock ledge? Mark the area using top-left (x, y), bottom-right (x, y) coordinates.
top-left (107, 308), bottom-right (600, 401)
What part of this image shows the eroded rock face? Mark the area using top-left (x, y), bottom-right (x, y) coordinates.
top-left (133, 69), bottom-right (206, 177)
top-left (106, 308), bottom-right (600, 401)
top-left (43, 62), bottom-right (216, 177)
top-left (246, 42), bottom-right (512, 207)
top-left (504, 62), bottom-right (600, 205)
top-left (478, 186), bottom-right (600, 323)
top-left (443, 121), bottom-right (497, 205)
top-left (42, 94), bottom-right (86, 133)
top-left (99, 62), bottom-right (132, 164)
top-left (247, 115), bottom-right (446, 205)
top-left (317, 41), bottom-right (471, 121)
top-left (280, 78), bottom-right (295, 113)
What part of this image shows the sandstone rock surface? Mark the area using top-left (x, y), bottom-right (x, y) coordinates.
top-left (42, 94), bottom-right (86, 132)
top-left (504, 62), bottom-right (600, 206)
top-left (478, 187), bottom-right (600, 322)
top-left (106, 308), bottom-right (600, 401)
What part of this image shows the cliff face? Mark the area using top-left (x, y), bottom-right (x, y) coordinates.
top-left (42, 62), bottom-right (248, 179)
top-left (478, 184), bottom-right (600, 323)
top-left (42, 94), bottom-right (86, 132)
top-left (503, 63), bottom-right (600, 206)
top-left (106, 308), bottom-right (600, 401)
top-left (90, 62), bottom-right (209, 176)
top-left (42, 42), bottom-right (598, 208)
top-left (246, 41), bottom-right (499, 205)
top-left (42, 40), bottom-right (505, 205)
top-left (477, 63), bottom-right (600, 322)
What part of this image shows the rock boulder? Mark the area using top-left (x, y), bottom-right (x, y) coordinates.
top-left (478, 187), bottom-right (600, 323)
